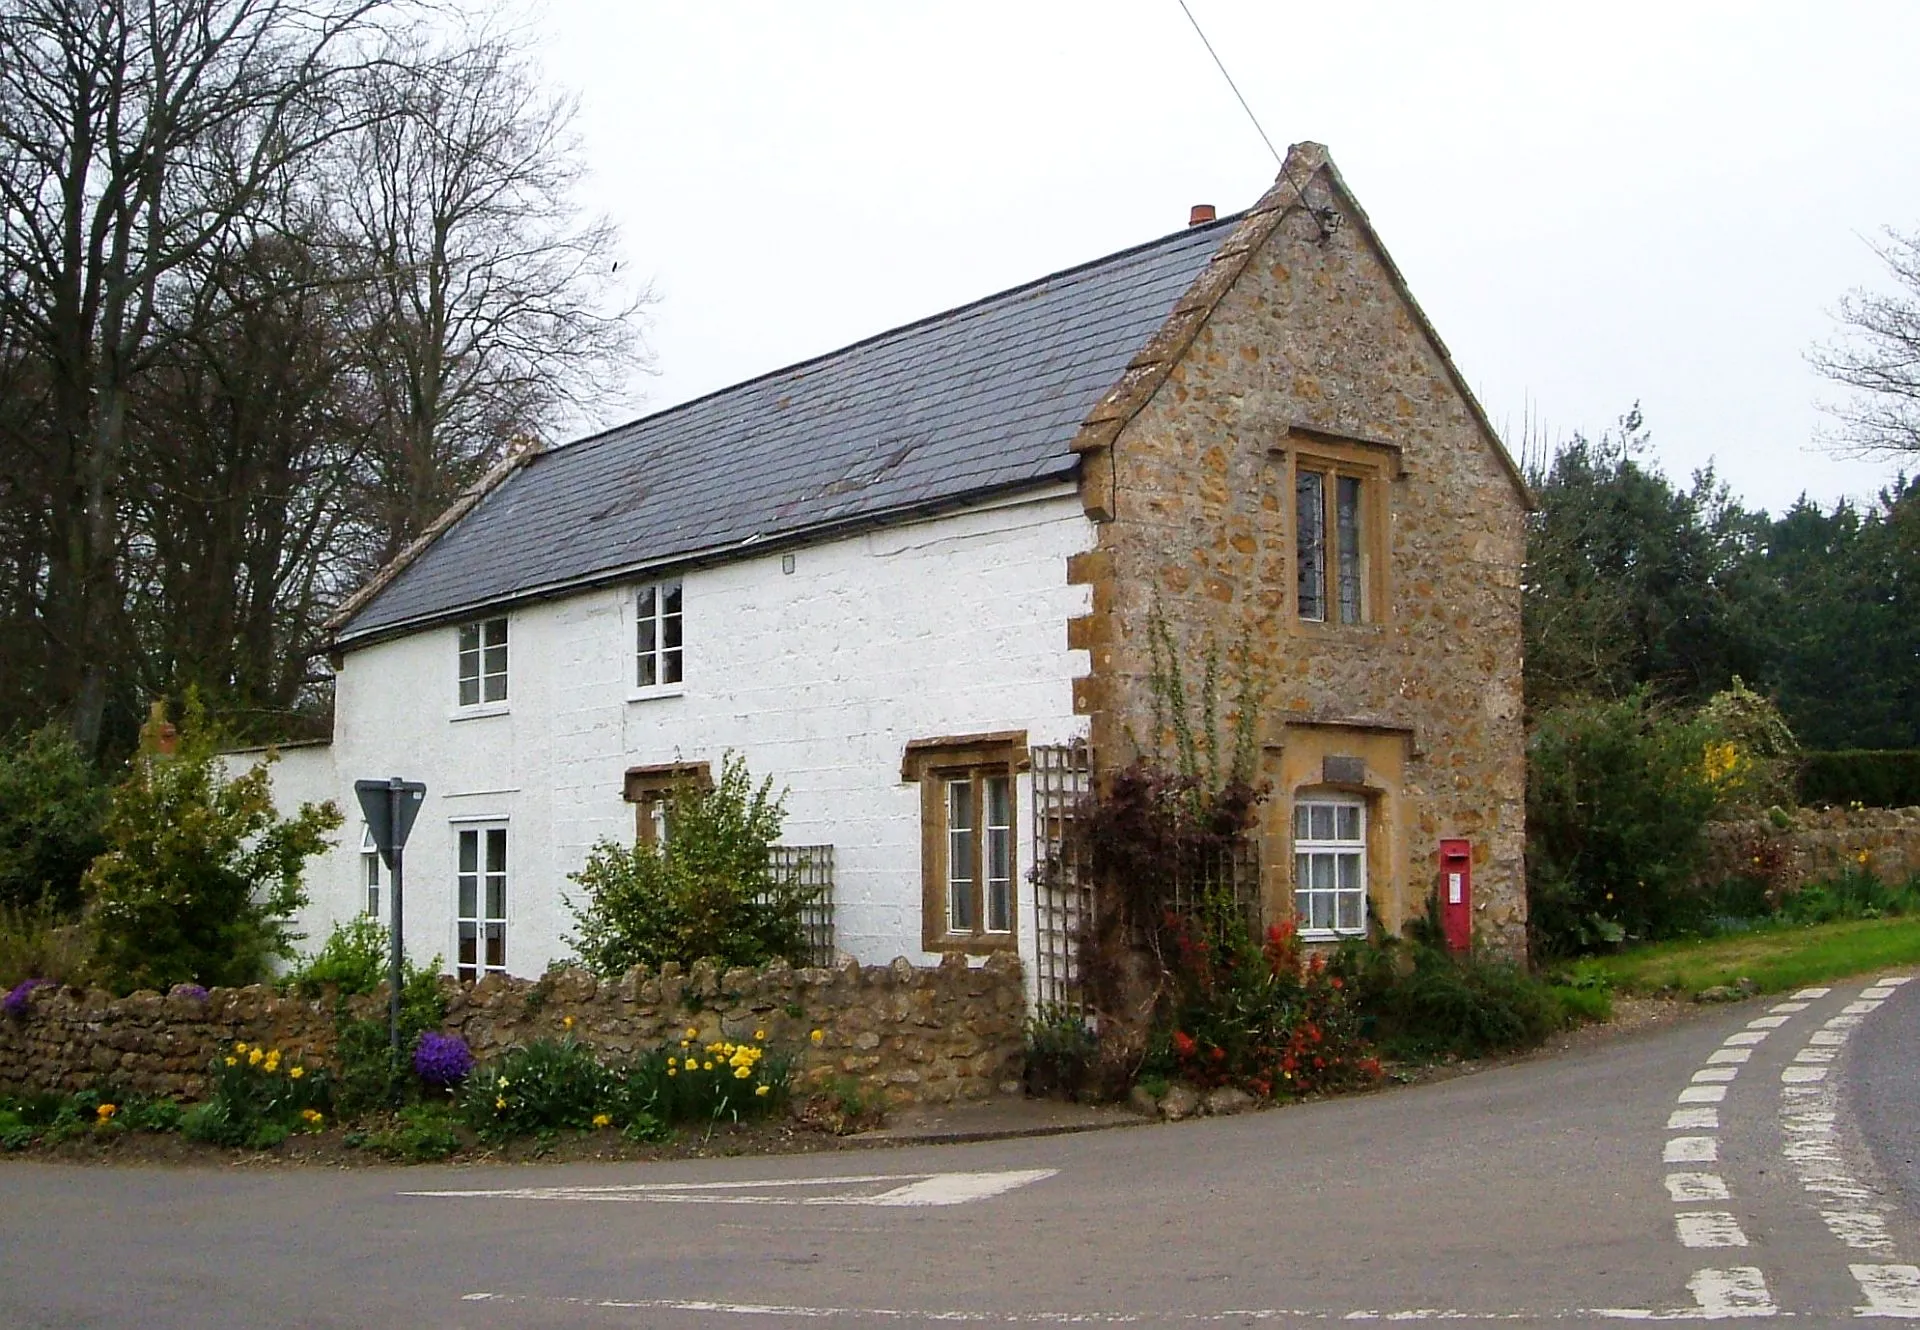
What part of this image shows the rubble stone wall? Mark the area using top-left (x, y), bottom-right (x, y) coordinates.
top-left (0, 953), bottom-right (1026, 1106)
top-left (1702, 807), bottom-right (1920, 891)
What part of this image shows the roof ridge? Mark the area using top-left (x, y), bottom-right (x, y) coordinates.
top-left (541, 212), bottom-right (1246, 464)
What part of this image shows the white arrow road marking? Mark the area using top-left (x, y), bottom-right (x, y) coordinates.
top-left (1854, 1264), bottom-right (1920, 1317)
top-left (403, 1168), bottom-right (1058, 1208)
top-left (1687, 1266), bottom-right (1777, 1318)
top-left (1676, 1212), bottom-right (1749, 1248)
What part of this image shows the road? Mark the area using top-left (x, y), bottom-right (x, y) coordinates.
top-left (2, 972), bottom-right (1916, 1328)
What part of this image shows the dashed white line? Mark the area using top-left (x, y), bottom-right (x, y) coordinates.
top-left (1791, 987), bottom-right (1833, 999)
top-left (1879, 976), bottom-right (1913, 987)
top-left (1723, 1031), bottom-right (1768, 1046)
top-left (1665, 1136), bottom-right (1719, 1164)
top-left (1680, 1085), bottom-right (1729, 1103)
top-left (1669, 1108), bottom-right (1720, 1130)
top-left (1706, 1048), bottom-right (1753, 1065)
top-left (1781, 1065), bottom-right (1828, 1083)
top-left (1691, 1066), bottom-right (1740, 1083)
top-left (1771, 1002), bottom-right (1810, 1014)
top-left (1809, 1029), bottom-right (1849, 1046)
top-left (1860, 987), bottom-right (1897, 1000)
top-left (1793, 1047), bottom-right (1838, 1063)
top-left (1687, 1266), bottom-right (1776, 1317)
top-left (1854, 1264), bottom-right (1920, 1317)
top-left (1823, 1210), bottom-right (1895, 1252)
top-left (1676, 1212), bottom-right (1750, 1248)
top-left (1844, 1000), bottom-right (1886, 1015)
top-left (1667, 1173), bottom-right (1731, 1202)
top-left (1748, 1015), bottom-right (1790, 1029)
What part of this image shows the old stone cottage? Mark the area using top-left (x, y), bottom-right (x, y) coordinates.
top-left (265, 141), bottom-right (1530, 997)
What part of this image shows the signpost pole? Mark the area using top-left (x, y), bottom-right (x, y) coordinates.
top-left (388, 778), bottom-right (405, 1052)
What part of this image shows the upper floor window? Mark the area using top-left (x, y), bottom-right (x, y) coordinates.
top-left (457, 616), bottom-right (508, 706)
top-left (1296, 470), bottom-right (1367, 624)
top-left (636, 581), bottom-right (683, 689)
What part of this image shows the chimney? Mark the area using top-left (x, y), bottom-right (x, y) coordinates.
top-left (1188, 204), bottom-right (1216, 227)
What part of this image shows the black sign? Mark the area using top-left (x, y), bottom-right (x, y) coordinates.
top-left (354, 778), bottom-right (426, 869)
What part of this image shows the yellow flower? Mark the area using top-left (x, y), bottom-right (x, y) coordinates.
top-left (564, 1015), bottom-right (575, 1029)
top-left (734, 1066), bottom-right (752, 1080)
top-left (300, 1108), bottom-right (324, 1127)
top-left (288, 1066), bottom-right (304, 1080)
top-left (667, 1056), bottom-right (677, 1068)
top-left (667, 1066), bottom-right (678, 1077)
top-left (754, 1029), bottom-right (766, 1042)
top-left (685, 1026), bottom-right (698, 1039)
top-left (754, 1084), bottom-right (770, 1097)
top-left (702, 1061), bottom-right (713, 1071)
top-left (224, 1056), bottom-right (237, 1067)
top-left (810, 1029), bottom-right (824, 1045)
top-left (248, 1047), bottom-right (263, 1066)
top-left (233, 1041), bottom-right (248, 1055)
top-left (264, 1052), bottom-right (281, 1073)
top-left (591, 1113), bottom-right (611, 1129)
top-left (96, 1103), bottom-right (117, 1120)
top-left (495, 1096), bottom-right (507, 1110)
top-left (1857, 850), bottom-right (1871, 865)
top-left (497, 1076), bottom-right (509, 1088)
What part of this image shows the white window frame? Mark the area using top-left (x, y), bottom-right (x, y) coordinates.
top-left (360, 825), bottom-right (382, 918)
top-left (456, 616), bottom-right (509, 710)
top-left (1293, 796), bottom-right (1367, 938)
top-left (455, 823), bottom-right (510, 981)
top-left (632, 579), bottom-right (685, 698)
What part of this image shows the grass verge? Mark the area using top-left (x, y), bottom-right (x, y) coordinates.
top-left (1581, 915), bottom-right (1920, 998)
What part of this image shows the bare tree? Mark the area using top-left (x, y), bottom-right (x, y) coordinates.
top-left (1811, 227), bottom-right (1920, 458)
top-left (333, 32), bottom-right (647, 570)
top-left (0, 0), bottom-right (393, 753)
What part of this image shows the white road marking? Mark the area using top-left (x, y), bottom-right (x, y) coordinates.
top-left (1771, 1002), bottom-right (1810, 1013)
top-left (1861, 987), bottom-right (1897, 1000)
top-left (1879, 976), bottom-right (1912, 986)
top-left (1667, 1173), bottom-right (1731, 1202)
top-left (1823, 1210), bottom-right (1895, 1251)
top-left (1854, 1264), bottom-right (1920, 1317)
top-left (1669, 1108), bottom-right (1720, 1130)
top-left (1748, 1015), bottom-right (1790, 1029)
top-left (1781, 1065), bottom-right (1828, 1083)
top-left (1680, 1085), bottom-right (1729, 1103)
top-left (1791, 987), bottom-right (1833, 999)
top-left (1827, 1014), bottom-right (1865, 1029)
top-left (1809, 1029), bottom-right (1849, 1046)
top-left (1692, 1066), bottom-right (1740, 1083)
top-left (403, 1168), bottom-right (1058, 1208)
top-left (1793, 1047), bottom-right (1837, 1062)
top-left (1687, 1266), bottom-right (1776, 1318)
top-left (1676, 1212), bottom-right (1749, 1248)
top-left (1665, 1136), bottom-right (1719, 1163)
top-left (1844, 1000), bottom-right (1885, 1015)
top-left (1706, 1048), bottom-right (1753, 1064)
top-left (1723, 1031), bottom-right (1768, 1046)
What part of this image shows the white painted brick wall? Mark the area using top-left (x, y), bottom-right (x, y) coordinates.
top-left (269, 486), bottom-right (1095, 985)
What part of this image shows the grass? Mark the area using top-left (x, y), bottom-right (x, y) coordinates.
top-left (1580, 914), bottom-right (1920, 998)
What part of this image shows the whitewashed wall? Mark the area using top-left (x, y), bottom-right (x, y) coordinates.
top-left (268, 485), bottom-right (1095, 984)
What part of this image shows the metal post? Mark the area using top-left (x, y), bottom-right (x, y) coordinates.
top-left (388, 778), bottom-right (405, 1052)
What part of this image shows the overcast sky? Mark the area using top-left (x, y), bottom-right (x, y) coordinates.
top-left (532, 1), bottom-right (1920, 517)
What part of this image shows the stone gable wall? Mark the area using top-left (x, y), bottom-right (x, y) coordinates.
top-left (1069, 149), bottom-right (1529, 954)
top-left (1702, 807), bottom-right (1920, 891)
top-left (0, 954), bottom-right (1026, 1107)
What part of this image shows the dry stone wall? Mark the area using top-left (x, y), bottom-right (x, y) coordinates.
top-left (1702, 807), bottom-right (1920, 891)
top-left (0, 953), bottom-right (1026, 1107)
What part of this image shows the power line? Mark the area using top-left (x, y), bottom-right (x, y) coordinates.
top-left (1175, 0), bottom-right (1282, 166)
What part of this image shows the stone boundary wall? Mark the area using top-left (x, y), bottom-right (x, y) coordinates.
top-left (1702, 806), bottom-right (1920, 890)
top-left (0, 953), bottom-right (1027, 1107)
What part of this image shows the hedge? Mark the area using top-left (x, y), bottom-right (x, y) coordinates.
top-left (1798, 751), bottom-right (1920, 810)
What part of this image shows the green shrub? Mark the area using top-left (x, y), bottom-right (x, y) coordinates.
top-left (0, 899), bottom-right (95, 989)
top-left (84, 699), bottom-right (342, 993)
top-left (565, 753), bottom-right (815, 974)
top-left (1695, 680), bottom-right (1799, 814)
top-left (284, 915), bottom-right (388, 995)
top-left (326, 967), bottom-right (449, 1118)
top-left (1799, 751), bottom-right (1920, 809)
top-left (1779, 868), bottom-right (1919, 925)
top-left (0, 726), bottom-right (108, 916)
top-left (461, 1037), bottom-right (617, 1140)
top-left (618, 1030), bottom-right (790, 1127)
top-left (1023, 1005), bottom-right (1098, 1100)
top-left (360, 1103), bottom-right (462, 1161)
top-left (1526, 692), bottom-right (1722, 955)
top-left (1340, 937), bottom-right (1565, 1061)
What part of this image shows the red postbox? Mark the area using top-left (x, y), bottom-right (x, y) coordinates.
top-left (1439, 839), bottom-right (1472, 952)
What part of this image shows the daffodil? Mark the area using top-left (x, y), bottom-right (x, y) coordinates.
top-left (248, 1047), bottom-right (263, 1066)
top-left (497, 1076), bottom-right (509, 1088)
top-left (224, 1056), bottom-right (237, 1067)
top-left (667, 1067), bottom-right (678, 1077)
top-left (234, 1041), bottom-right (247, 1054)
top-left (564, 1015), bottom-right (575, 1029)
top-left (264, 1051), bottom-right (281, 1073)
top-left (495, 1096), bottom-right (507, 1110)
top-left (754, 1029), bottom-right (766, 1042)
top-left (754, 1085), bottom-right (770, 1098)
top-left (702, 1061), bottom-right (713, 1071)
top-left (96, 1103), bottom-right (117, 1120)
top-left (591, 1113), bottom-right (611, 1129)
top-left (734, 1066), bottom-right (752, 1080)
top-left (288, 1066), bottom-right (304, 1080)
top-left (685, 1026), bottom-right (698, 1039)
top-left (810, 1029), bottom-right (824, 1045)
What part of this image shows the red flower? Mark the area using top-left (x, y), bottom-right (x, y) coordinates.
top-left (1172, 1030), bottom-right (1197, 1058)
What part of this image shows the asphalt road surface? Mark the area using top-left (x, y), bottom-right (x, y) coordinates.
top-left (3, 971), bottom-right (1917, 1328)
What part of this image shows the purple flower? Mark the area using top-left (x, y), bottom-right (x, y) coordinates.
top-left (3, 978), bottom-right (50, 1018)
top-left (412, 1031), bottom-right (474, 1088)
top-left (170, 983), bottom-right (210, 1001)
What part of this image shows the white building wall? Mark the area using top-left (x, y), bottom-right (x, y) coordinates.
top-left (278, 486), bottom-right (1095, 984)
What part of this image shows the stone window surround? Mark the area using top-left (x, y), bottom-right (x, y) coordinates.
top-left (1292, 794), bottom-right (1369, 938)
top-left (1264, 722), bottom-right (1412, 938)
top-left (622, 760), bottom-right (712, 846)
top-left (1270, 426), bottom-right (1400, 633)
top-left (901, 731), bottom-right (1029, 954)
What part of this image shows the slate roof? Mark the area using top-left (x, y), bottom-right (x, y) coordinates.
top-left (337, 213), bottom-right (1240, 645)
